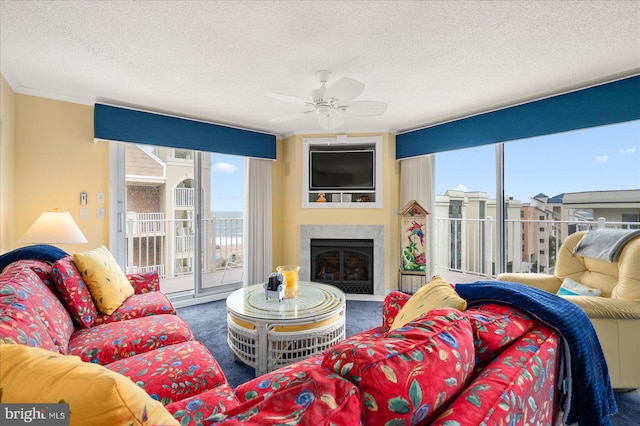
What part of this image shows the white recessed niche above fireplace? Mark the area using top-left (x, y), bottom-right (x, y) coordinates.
top-left (302, 136), bottom-right (382, 208)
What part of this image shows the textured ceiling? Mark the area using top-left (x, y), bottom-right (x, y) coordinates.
top-left (1, 1), bottom-right (639, 138)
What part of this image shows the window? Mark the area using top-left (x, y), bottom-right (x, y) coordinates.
top-left (506, 120), bottom-right (639, 275)
top-left (436, 144), bottom-right (495, 276)
top-left (622, 213), bottom-right (640, 229)
top-left (435, 120), bottom-right (639, 280)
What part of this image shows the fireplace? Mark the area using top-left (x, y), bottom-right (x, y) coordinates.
top-left (311, 239), bottom-right (373, 294)
top-left (300, 224), bottom-right (384, 296)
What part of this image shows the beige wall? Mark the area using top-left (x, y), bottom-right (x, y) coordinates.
top-left (0, 75), bottom-right (16, 252)
top-left (272, 133), bottom-right (401, 290)
top-left (14, 95), bottom-right (109, 254)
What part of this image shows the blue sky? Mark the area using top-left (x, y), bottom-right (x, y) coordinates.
top-left (208, 120), bottom-right (639, 212)
top-left (436, 120), bottom-right (640, 202)
top-left (209, 153), bottom-right (245, 212)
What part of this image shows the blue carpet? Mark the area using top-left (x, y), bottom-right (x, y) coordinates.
top-left (177, 299), bottom-right (639, 425)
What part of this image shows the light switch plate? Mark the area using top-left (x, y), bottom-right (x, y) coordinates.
top-left (97, 208), bottom-right (105, 219)
top-left (80, 207), bottom-right (89, 219)
top-left (97, 192), bottom-right (105, 204)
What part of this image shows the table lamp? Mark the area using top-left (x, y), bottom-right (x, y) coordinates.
top-left (20, 210), bottom-right (88, 244)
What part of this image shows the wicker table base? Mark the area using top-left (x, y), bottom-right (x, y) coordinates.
top-left (226, 281), bottom-right (346, 376)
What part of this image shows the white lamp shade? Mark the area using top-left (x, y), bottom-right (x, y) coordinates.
top-left (20, 211), bottom-right (88, 244)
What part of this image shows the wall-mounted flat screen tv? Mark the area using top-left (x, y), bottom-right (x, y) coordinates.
top-left (310, 149), bottom-right (375, 190)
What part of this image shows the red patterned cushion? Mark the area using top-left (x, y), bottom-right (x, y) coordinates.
top-left (323, 307), bottom-right (475, 425)
top-left (7, 259), bottom-right (55, 289)
top-left (51, 256), bottom-right (99, 329)
top-left (93, 292), bottom-right (175, 326)
top-left (465, 304), bottom-right (537, 368)
top-left (106, 341), bottom-right (227, 405)
top-left (127, 271), bottom-right (160, 294)
top-left (0, 268), bottom-right (59, 351)
top-left (235, 356), bottom-right (325, 403)
top-left (432, 325), bottom-right (561, 425)
top-left (0, 264), bottom-right (73, 353)
top-left (165, 384), bottom-right (240, 425)
top-left (67, 314), bottom-right (193, 364)
top-left (382, 290), bottom-right (411, 329)
top-left (211, 362), bottom-right (362, 425)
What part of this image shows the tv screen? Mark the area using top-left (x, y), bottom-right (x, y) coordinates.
top-left (310, 150), bottom-right (375, 190)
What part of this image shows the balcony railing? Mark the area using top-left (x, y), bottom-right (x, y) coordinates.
top-left (127, 212), bottom-right (165, 235)
top-left (125, 216), bottom-right (243, 285)
top-left (175, 188), bottom-right (194, 207)
top-left (434, 217), bottom-right (639, 279)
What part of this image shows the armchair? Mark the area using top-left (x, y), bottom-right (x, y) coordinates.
top-left (498, 230), bottom-right (640, 389)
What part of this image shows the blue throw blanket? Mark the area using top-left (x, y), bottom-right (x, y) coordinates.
top-left (0, 244), bottom-right (68, 272)
top-left (456, 281), bottom-right (617, 426)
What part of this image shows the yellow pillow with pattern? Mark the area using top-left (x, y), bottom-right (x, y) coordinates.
top-left (73, 246), bottom-right (134, 315)
top-left (390, 275), bottom-right (467, 331)
top-left (0, 341), bottom-right (178, 425)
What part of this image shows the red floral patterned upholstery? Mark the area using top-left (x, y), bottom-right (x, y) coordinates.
top-left (235, 356), bottom-right (325, 403)
top-left (0, 268), bottom-right (59, 351)
top-left (127, 271), bottom-right (161, 294)
top-left (466, 304), bottom-right (538, 368)
top-left (0, 264), bottom-right (74, 353)
top-left (93, 291), bottom-right (175, 325)
top-left (323, 307), bottom-right (475, 425)
top-left (51, 256), bottom-right (99, 329)
top-left (67, 314), bottom-right (193, 364)
top-left (6, 259), bottom-right (56, 289)
top-left (432, 325), bottom-right (561, 425)
top-left (165, 384), bottom-right (240, 425)
top-left (211, 360), bottom-right (362, 426)
top-left (106, 341), bottom-right (227, 405)
top-left (382, 290), bottom-right (411, 329)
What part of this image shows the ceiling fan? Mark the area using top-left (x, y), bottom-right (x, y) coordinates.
top-left (266, 70), bottom-right (387, 130)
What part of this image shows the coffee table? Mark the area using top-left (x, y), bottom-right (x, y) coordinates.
top-left (226, 281), bottom-right (346, 376)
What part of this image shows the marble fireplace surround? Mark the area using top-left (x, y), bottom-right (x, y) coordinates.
top-left (300, 224), bottom-right (385, 296)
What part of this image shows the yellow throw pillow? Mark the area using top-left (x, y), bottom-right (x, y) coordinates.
top-left (73, 246), bottom-right (134, 315)
top-left (390, 275), bottom-right (467, 331)
top-left (0, 342), bottom-right (178, 426)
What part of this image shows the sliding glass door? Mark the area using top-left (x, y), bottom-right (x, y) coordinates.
top-left (111, 143), bottom-right (245, 299)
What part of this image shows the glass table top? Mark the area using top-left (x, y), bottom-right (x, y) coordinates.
top-left (226, 281), bottom-right (346, 321)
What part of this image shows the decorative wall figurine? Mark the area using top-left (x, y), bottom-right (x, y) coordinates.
top-left (399, 200), bottom-right (429, 275)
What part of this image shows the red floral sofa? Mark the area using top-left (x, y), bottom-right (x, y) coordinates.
top-left (0, 257), bottom-right (239, 424)
top-left (1, 254), bottom-right (565, 425)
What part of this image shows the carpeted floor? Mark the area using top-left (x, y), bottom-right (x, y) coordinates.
top-left (177, 299), bottom-right (639, 425)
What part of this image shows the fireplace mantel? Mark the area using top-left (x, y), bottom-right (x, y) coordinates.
top-left (300, 225), bottom-right (385, 296)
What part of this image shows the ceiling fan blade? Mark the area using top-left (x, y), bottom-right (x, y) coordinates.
top-left (317, 111), bottom-right (344, 130)
top-left (270, 111), bottom-right (312, 123)
top-left (265, 92), bottom-right (314, 107)
top-left (324, 77), bottom-right (364, 102)
top-left (337, 101), bottom-right (387, 116)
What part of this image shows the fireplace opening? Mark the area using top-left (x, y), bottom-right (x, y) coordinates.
top-left (311, 238), bottom-right (373, 294)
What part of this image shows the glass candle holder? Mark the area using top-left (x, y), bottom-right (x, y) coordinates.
top-left (277, 265), bottom-right (300, 298)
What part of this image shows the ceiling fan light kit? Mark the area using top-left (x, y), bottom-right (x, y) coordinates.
top-left (266, 70), bottom-right (387, 130)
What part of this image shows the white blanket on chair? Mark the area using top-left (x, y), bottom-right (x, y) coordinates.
top-left (574, 229), bottom-right (640, 262)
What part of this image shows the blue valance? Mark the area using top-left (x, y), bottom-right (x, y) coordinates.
top-left (94, 104), bottom-right (276, 159)
top-left (396, 74), bottom-right (640, 159)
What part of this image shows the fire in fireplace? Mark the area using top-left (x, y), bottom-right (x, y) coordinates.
top-left (310, 238), bottom-right (373, 294)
